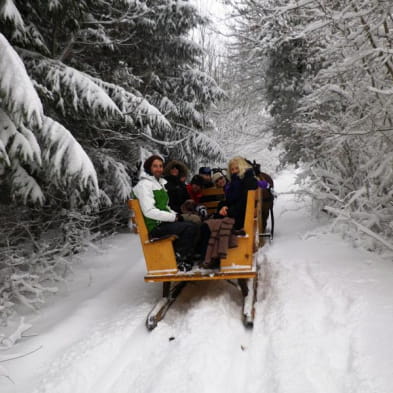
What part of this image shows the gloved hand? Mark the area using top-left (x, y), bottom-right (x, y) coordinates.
top-left (176, 213), bottom-right (184, 222)
top-left (258, 179), bottom-right (270, 189)
top-left (195, 204), bottom-right (208, 218)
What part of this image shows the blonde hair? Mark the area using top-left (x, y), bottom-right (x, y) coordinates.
top-left (228, 156), bottom-right (252, 179)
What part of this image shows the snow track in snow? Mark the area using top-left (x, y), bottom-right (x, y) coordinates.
top-left (255, 254), bottom-right (361, 393)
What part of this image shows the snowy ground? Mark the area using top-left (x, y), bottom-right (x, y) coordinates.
top-left (1, 170), bottom-right (393, 393)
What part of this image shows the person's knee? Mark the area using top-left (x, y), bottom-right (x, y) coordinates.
top-left (175, 221), bottom-right (197, 235)
top-left (184, 221), bottom-right (198, 236)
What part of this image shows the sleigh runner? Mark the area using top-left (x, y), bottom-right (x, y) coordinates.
top-left (128, 189), bottom-right (262, 330)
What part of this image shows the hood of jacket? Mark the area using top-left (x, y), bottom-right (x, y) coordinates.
top-left (163, 160), bottom-right (189, 178)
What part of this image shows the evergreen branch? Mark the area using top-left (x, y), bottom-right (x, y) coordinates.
top-left (141, 132), bottom-right (188, 147)
top-left (40, 116), bottom-right (99, 194)
top-left (0, 34), bottom-right (43, 127)
top-left (81, 9), bottom-right (150, 25)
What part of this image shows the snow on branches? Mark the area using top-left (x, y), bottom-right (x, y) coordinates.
top-left (10, 162), bottom-right (45, 205)
top-left (181, 69), bottom-right (225, 104)
top-left (183, 128), bottom-right (225, 165)
top-left (91, 78), bottom-right (172, 132)
top-left (24, 55), bottom-right (122, 119)
top-left (0, 33), bottom-right (42, 127)
top-left (40, 116), bottom-right (99, 194)
top-left (0, 0), bottom-right (24, 28)
top-left (91, 149), bottom-right (132, 202)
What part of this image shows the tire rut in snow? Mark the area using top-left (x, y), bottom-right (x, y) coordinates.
top-left (93, 281), bottom-right (256, 393)
top-left (252, 252), bottom-right (363, 393)
top-left (33, 303), bottom-right (152, 393)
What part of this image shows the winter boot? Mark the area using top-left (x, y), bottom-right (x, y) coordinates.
top-left (200, 258), bottom-right (220, 270)
top-left (175, 252), bottom-right (193, 272)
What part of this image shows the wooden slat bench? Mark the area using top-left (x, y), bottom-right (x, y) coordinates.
top-left (199, 187), bottom-right (225, 215)
top-left (128, 189), bottom-right (261, 281)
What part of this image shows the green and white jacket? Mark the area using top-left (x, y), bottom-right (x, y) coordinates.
top-left (133, 173), bottom-right (177, 232)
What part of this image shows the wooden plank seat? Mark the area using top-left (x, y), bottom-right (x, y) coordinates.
top-left (128, 199), bottom-right (178, 275)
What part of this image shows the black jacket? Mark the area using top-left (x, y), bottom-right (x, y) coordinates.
top-left (218, 168), bottom-right (257, 229)
top-left (164, 175), bottom-right (189, 213)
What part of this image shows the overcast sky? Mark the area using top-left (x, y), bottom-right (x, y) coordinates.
top-left (191, 0), bottom-right (229, 17)
top-left (189, 0), bottom-right (233, 51)
top-left (190, 0), bottom-right (232, 32)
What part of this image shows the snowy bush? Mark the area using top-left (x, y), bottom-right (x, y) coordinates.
top-left (0, 203), bottom-right (129, 324)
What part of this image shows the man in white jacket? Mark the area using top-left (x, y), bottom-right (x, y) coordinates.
top-left (133, 155), bottom-right (198, 271)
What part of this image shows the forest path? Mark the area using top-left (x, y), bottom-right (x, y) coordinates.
top-left (3, 170), bottom-right (393, 393)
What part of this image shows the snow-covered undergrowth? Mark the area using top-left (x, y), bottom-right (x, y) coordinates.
top-left (1, 169), bottom-right (392, 393)
top-left (0, 208), bottom-right (119, 324)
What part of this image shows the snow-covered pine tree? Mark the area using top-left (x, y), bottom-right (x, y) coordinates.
top-left (103, 0), bottom-right (226, 170)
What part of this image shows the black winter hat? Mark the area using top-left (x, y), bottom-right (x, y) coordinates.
top-left (190, 174), bottom-right (204, 187)
top-left (199, 166), bottom-right (212, 175)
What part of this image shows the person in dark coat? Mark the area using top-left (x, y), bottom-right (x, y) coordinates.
top-left (163, 160), bottom-right (190, 213)
top-left (186, 174), bottom-right (205, 204)
top-left (257, 171), bottom-right (274, 233)
top-left (217, 156), bottom-right (258, 230)
top-left (245, 159), bottom-right (275, 234)
top-left (198, 166), bottom-right (214, 188)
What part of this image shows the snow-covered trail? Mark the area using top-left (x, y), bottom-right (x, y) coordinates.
top-left (2, 170), bottom-right (393, 393)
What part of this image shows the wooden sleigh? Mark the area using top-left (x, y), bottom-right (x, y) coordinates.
top-left (128, 189), bottom-right (263, 330)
